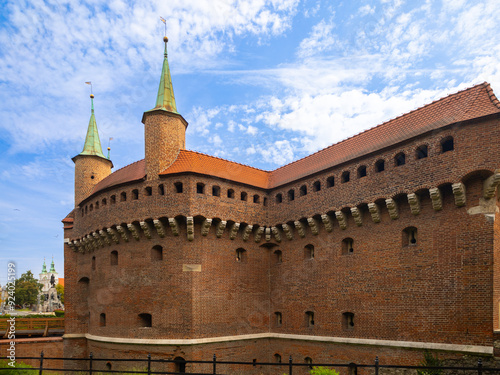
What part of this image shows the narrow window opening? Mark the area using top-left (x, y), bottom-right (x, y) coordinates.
top-left (227, 189), bottom-right (235, 199)
top-left (110, 251), bottom-right (118, 266)
top-left (341, 171), bottom-right (350, 183)
top-left (274, 250), bottom-right (282, 263)
top-left (274, 354), bottom-right (282, 363)
top-left (138, 313), bottom-right (152, 328)
top-left (253, 194), bottom-right (260, 203)
top-left (395, 152), bottom-right (406, 166)
top-left (327, 176), bottom-right (335, 187)
top-left (241, 192), bottom-right (248, 201)
top-left (306, 311), bottom-right (315, 327)
top-left (403, 227), bottom-right (418, 246)
top-left (288, 189), bottom-right (295, 201)
top-left (416, 145), bottom-right (428, 159)
top-left (276, 193), bottom-right (283, 203)
top-left (196, 183), bottom-right (205, 194)
top-left (212, 185), bottom-right (220, 197)
top-left (358, 166), bottom-right (367, 178)
top-left (174, 357), bottom-right (186, 374)
top-left (300, 185), bottom-right (307, 196)
top-left (441, 137), bottom-right (454, 153)
top-left (110, 195), bottom-right (116, 204)
top-left (100, 313), bottom-right (106, 327)
top-left (275, 312), bottom-right (282, 327)
top-left (89, 204), bottom-right (93, 212)
top-left (343, 312), bottom-right (355, 330)
top-left (305, 357), bottom-right (313, 369)
top-left (102, 198), bottom-right (107, 206)
top-left (151, 245), bottom-right (163, 261)
top-left (158, 184), bottom-right (165, 195)
top-left (132, 189), bottom-right (139, 200)
top-left (349, 363), bottom-right (358, 375)
top-left (105, 363), bottom-right (112, 371)
top-left (174, 182), bottom-right (183, 193)
top-left (91, 256), bottom-right (96, 271)
top-left (375, 159), bottom-right (385, 172)
top-left (304, 244), bottom-right (314, 260)
top-left (263, 197), bottom-right (268, 206)
top-left (145, 187), bottom-right (152, 196)
top-left (236, 248), bottom-right (246, 262)
top-left (313, 181), bottom-right (321, 192)
top-left (95, 201), bottom-right (99, 210)
top-left (85, 206), bottom-right (88, 214)
top-left (120, 192), bottom-right (127, 201)
top-left (342, 238), bottom-right (354, 255)
top-left (252, 359), bottom-right (257, 367)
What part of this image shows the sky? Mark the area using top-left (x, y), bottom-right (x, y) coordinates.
top-left (0, 0), bottom-right (499, 285)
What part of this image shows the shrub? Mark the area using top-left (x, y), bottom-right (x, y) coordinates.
top-left (310, 366), bottom-right (340, 375)
top-left (417, 351), bottom-right (443, 375)
top-left (0, 360), bottom-right (34, 375)
top-left (54, 310), bottom-right (65, 317)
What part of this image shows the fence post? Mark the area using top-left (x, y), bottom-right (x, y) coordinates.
top-left (478, 358), bottom-right (482, 375)
top-left (213, 354), bottom-right (217, 375)
top-left (147, 354), bottom-right (151, 375)
top-left (89, 352), bottom-right (93, 375)
top-left (39, 351), bottom-right (44, 375)
top-left (374, 357), bottom-right (379, 375)
top-left (289, 355), bottom-right (293, 375)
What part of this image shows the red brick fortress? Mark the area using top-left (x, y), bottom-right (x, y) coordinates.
top-left (63, 37), bottom-right (500, 372)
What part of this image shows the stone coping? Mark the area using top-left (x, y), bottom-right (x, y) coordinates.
top-left (63, 333), bottom-right (493, 355)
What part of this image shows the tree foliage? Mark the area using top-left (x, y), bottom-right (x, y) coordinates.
top-left (55, 283), bottom-right (64, 304)
top-left (14, 271), bottom-right (42, 308)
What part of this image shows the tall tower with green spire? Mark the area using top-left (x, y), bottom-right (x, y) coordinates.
top-left (72, 94), bottom-right (113, 206)
top-left (142, 36), bottom-right (188, 180)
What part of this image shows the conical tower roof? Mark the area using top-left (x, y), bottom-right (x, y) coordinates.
top-left (50, 258), bottom-right (56, 273)
top-left (77, 94), bottom-right (107, 159)
top-left (41, 259), bottom-right (47, 274)
top-left (148, 36), bottom-right (178, 114)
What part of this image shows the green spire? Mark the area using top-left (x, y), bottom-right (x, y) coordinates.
top-left (50, 258), bottom-right (56, 273)
top-left (42, 259), bottom-right (47, 274)
top-left (153, 36), bottom-right (178, 113)
top-left (78, 94), bottom-right (106, 158)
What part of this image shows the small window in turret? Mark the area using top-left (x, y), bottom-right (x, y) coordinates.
top-left (212, 185), bottom-right (220, 197)
top-left (395, 152), bottom-right (406, 166)
top-left (120, 192), bottom-right (127, 201)
top-left (110, 251), bottom-right (118, 266)
top-left (313, 181), bottom-right (321, 192)
top-left (441, 136), bottom-right (454, 153)
top-left (327, 176), bottom-right (335, 187)
top-left (241, 192), bottom-right (248, 201)
top-left (174, 182), bottom-right (183, 193)
top-left (276, 193), bottom-right (283, 203)
top-left (132, 189), bottom-right (139, 200)
top-left (89, 204), bottom-right (93, 212)
top-left (416, 145), bottom-right (428, 159)
top-left (197, 183), bottom-right (205, 194)
top-left (228, 189), bottom-right (235, 198)
top-left (110, 195), bottom-right (116, 204)
top-left (288, 189), bottom-right (295, 201)
top-left (100, 313), bottom-right (106, 327)
top-left (375, 159), bottom-right (385, 172)
top-left (341, 171), bottom-right (350, 183)
top-left (253, 194), bottom-right (260, 203)
top-left (158, 184), bottom-right (165, 195)
top-left (102, 198), bottom-right (107, 206)
top-left (95, 201), bottom-right (99, 209)
top-left (145, 187), bottom-right (152, 196)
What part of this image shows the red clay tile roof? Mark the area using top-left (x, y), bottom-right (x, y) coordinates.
top-left (58, 278), bottom-right (64, 287)
top-left (160, 150), bottom-right (270, 187)
top-left (91, 159), bottom-right (146, 195)
top-left (89, 82), bottom-right (500, 195)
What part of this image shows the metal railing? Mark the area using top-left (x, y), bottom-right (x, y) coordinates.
top-left (0, 318), bottom-right (64, 337)
top-left (1, 353), bottom-right (499, 375)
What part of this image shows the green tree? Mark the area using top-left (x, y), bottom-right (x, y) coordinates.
top-left (310, 367), bottom-right (340, 375)
top-left (55, 283), bottom-right (64, 304)
top-left (14, 271), bottom-right (42, 308)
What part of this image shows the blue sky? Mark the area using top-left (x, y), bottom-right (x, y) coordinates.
top-left (0, 0), bottom-right (499, 284)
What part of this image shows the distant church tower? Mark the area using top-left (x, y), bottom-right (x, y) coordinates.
top-left (142, 36), bottom-right (188, 180)
top-left (72, 94), bottom-right (113, 206)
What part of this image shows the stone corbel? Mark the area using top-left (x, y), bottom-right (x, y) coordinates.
top-left (321, 214), bottom-right (333, 232)
top-left (368, 203), bottom-right (381, 223)
top-left (484, 171), bottom-right (500, 199)
top-left (452, 182), bottom-right (466, 207)
top-left (86, 235), bottom-right (97, 251)
top-left (127, 223), bottom-right (140, 241)
top-left (153, 220), bottom-right (166, 238)
top-left (335, 211), bottom-right (347, 230)
top-left (216, 220), bottom-right (227, 238)
top-left (107, 227), bottom-right (120, 244)
top-left (99, 230), bottom-right (111, 246)
top-left (242, 224), bottom-right (253, 242)
top-left (229, 222), bottom-right (240, 240)
top-left (115, 225), bottom-right (129, 242)
top-left (201, 219), bottom-right (212, 236)
top-left (67, 240), bottom-right (77, 252)
top-left (385, 198), bottom-right (399, 220)
top-left (92, 232), bottom-right (103, 247)
top-left (186, 217), bottom-right (194, 241)
top-left (76, 239), bottom-right (85, 253)
top-left (254, 226), bottom-right (265, 243)
top-left (265, 227), bottom-right (271, 242)
top-left (350, 207), bottom-right (362, 227)
top-left (271, 226), bottom-right (281, 243)
top-left (294, 221), bottom-right (306, 238)
top-left (168, 218), bottom-right (179, 236)
top-left (140, 221), bottom-right (153, 239)
top-left (407, 193), bottom-right (420, 215)
top-left (281, 223), bottom-right (293, 240)
top-left (429, 188), bottom-right (442, 211)
top-left (307, 217), bottom-right (319, 235)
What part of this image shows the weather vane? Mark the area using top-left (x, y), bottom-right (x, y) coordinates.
top-left (85, 81), bottom-right (93, 96)
top-left (160, 16), bottom-right (167, 36)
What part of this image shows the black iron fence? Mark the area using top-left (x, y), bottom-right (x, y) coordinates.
top-left (1, 353), bottom-right (499, 375)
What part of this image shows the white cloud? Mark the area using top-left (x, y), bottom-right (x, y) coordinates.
top-left (246, 125), bottom-right (258, 135)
